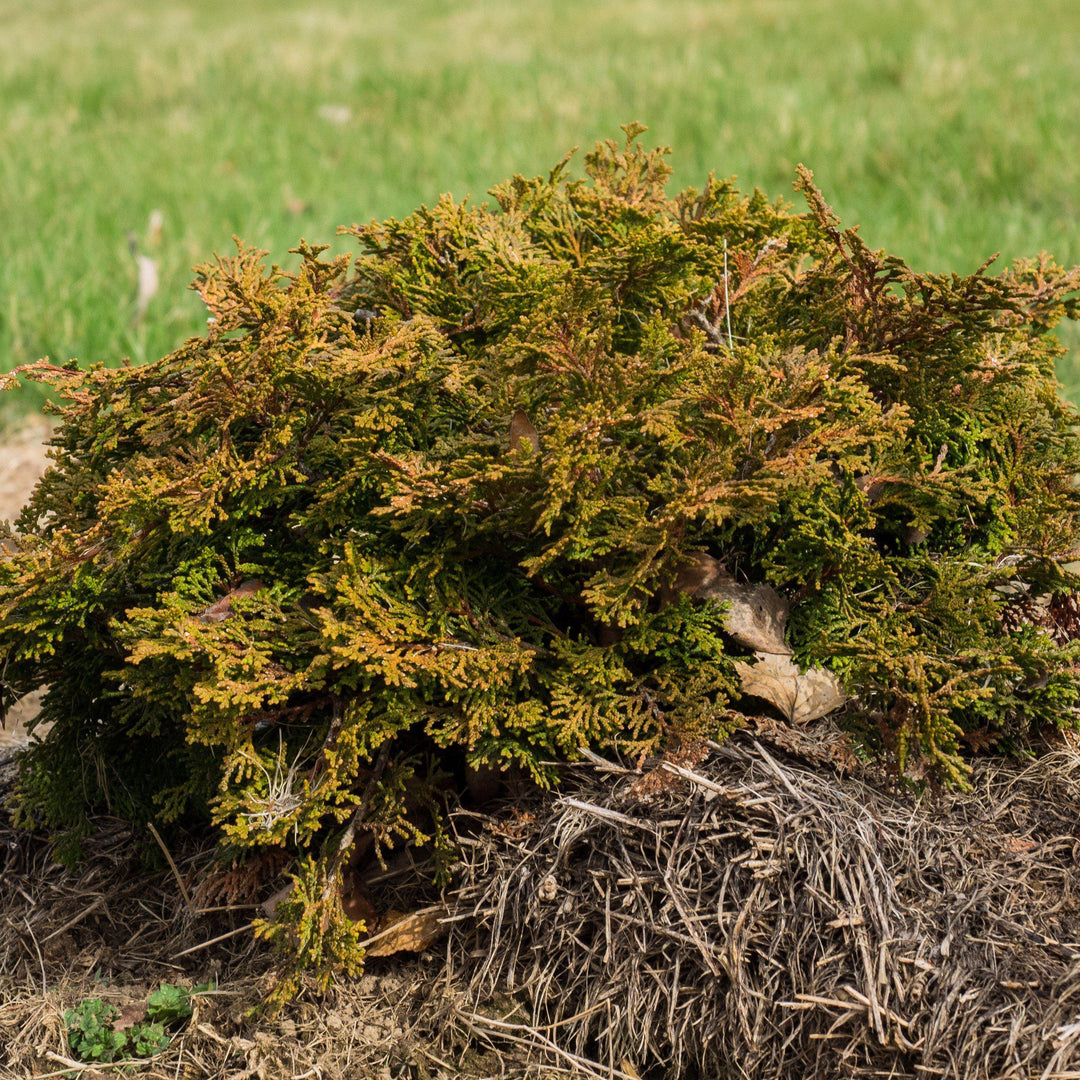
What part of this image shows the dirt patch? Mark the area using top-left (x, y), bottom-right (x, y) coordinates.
top-left (0, 417), bottom-right (50, 756)
top-left (0, 415), bottom-right (50, 522)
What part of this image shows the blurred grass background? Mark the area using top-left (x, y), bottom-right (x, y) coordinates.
top-left (1, 0), bottom-right (1078, 413)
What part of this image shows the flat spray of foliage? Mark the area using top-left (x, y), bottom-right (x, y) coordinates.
top-left (3, 126), bottom-right (1080, 995)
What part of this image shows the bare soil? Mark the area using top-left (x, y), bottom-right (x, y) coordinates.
top-left (0, 416), bottom-right (49, 522)
top-left (0, 418), bottom-right (49, 755)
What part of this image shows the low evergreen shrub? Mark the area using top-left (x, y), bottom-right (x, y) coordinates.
top-left (3, 126), bottom-right (1079, 995)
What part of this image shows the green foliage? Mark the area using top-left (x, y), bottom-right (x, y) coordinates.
top-left (64, 999), bottom-right (129, 1064)
top-left (4, 128), bottom-right (1080, 993)
top-left (145, 982), bottom-right (199, 1024)
top-left (129, 1020), bottom-right (170, 1058)
top-left (63, 983), bottom-right (205, 1064)
top-left (253, 854), bottom-right (368, 1010)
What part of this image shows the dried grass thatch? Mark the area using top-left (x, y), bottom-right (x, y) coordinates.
top-left (2, 724), bottom-right (1079, 1078)
top-left (445, 727), bottom-right (1080, 1079)
top-left (0, 810), bottom-right (463, 1078)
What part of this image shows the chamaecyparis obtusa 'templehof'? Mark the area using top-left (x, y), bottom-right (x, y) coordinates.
top-left (3, 125), bottom-right (1080, 997)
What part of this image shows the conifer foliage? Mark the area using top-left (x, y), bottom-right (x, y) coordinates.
top-left (3, 126), bottom-right (1080, 988)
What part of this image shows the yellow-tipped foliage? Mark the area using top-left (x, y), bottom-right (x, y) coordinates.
top-left (4, 127), bottom-right (1080, 990)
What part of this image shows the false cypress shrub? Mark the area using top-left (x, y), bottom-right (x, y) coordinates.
top-left (3, 126), bottom-right (1080, 990)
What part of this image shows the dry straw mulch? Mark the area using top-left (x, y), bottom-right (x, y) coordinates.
top-left (0, 809), bottom-right (468, 1079)
top-left (449, 727), bottom-right (1080, 1079)
top-left (2, 722), bottom-right (1079, 1078)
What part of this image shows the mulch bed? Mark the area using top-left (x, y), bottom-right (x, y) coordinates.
top-left (2, 721), bottom-right (1079, 1078)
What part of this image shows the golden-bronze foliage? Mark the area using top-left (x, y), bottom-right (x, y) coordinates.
top-left (3, 126), bottom-right (1080, 989)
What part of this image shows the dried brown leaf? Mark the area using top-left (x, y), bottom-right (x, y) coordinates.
top-left (508, 410), bottom-right (540, 455)
top-left (1005, 836), bottom-right (1037, 854)
top-left (699, 579), bottom-right (791, 655)
top-left (196, 579), bottom-right (266, 624)
top-left (854, 474), bottom-right (888, 503)
top-left (364, 907), bottom-right (448, 957)
top-left (734, 653), bottom-right (846, 724)
top-left (114, 1000), bottom-right (148, 1032)
top-left (672, 551), bottom-right (728, 596)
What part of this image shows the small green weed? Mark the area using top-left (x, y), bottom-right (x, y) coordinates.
top-left (63, 982), bottom-right (211, 1065)
top-left (145, 982), bottom-right (198, 1024)
top-left (63, 999), bottom-right (128, 1064)
top-left (129, 1020), bottom-right (171, 1058)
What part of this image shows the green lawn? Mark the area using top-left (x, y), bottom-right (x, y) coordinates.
top-left (2, 0), bottom-right (1078, 410)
